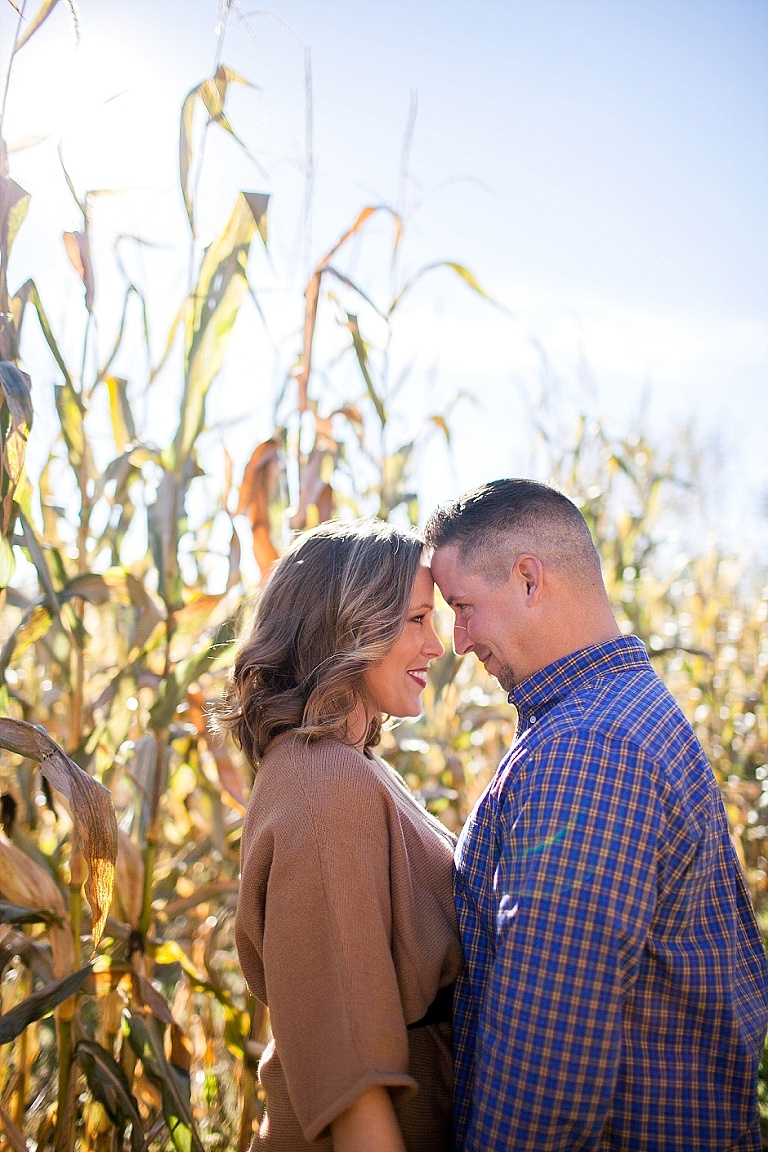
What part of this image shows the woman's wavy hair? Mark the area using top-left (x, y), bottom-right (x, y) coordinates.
top-left (216, 518), bottom-right (424, 765)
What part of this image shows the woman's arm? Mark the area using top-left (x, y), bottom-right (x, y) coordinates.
top-left (330, 1086), bottom-right (406, 1152)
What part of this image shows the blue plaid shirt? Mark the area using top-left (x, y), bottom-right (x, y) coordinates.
top-left (453, 635), bottom-right (768, 1151)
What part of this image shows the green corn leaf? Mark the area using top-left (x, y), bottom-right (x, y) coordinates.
top-left (0, 602), bottom-right (52, 676)
top-left (345, 313), bottom-right (386, 427)
top-left (172, 191), bottom-right (269, 471)
top-left (12, 280), bottom-right (74, 389)
top-left (0, 566), bottom-right (162, 677)
top-left (388, 259), bottom-right (500, 316)
top-left (75, 1039), bottom-right (144, 1152)
top-left (0, 963), bottom-right (92, 1045)
top-left (147, 468), bottom-right (184, 609)
top-left (148, 617), bottom-right (236, 730)
top-left (123, 1014), bottom-right (205, 1152)
top-left (0, 537), bottom-right (14, 589)
top-left (0, 899), bottom-right (63, 926)
top-left (54, 379), bottom-right (86, 472)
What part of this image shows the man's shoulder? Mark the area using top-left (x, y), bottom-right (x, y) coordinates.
top-left (553, 659), bottom-right (686, 743)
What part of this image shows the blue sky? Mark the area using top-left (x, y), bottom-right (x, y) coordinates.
top-left (3, 0), bottom-right (767, 552)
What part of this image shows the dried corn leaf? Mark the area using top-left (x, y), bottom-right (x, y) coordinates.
top-left (0, 1097), bottom-right (29, 1152)
top-left (0, 834), bottom-right (74, 976)
top-left (63, 229), bottom-right (94, 311)
top-left (0, 718), bottom-right (117, 948)
top-left (113, 829), bottom-right (144, 928)
top-left (236, 436), bottom-right (281, 572)
top-left (0, 362), bottom-right (33, 536)
top-left (15, 0), bottom-right (61, 50)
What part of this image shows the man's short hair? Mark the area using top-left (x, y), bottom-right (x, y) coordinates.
top-left (424, 478), bottom-right (601, 581)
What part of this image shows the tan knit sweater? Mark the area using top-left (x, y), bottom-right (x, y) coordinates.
top-left (235, 731), bottom-right (463, 1151)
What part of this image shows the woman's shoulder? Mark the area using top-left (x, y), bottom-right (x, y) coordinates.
top-left (258, 731), bottom-right (382, 801)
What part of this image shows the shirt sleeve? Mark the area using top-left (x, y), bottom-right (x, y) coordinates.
top-left (465, 730), bottom-right (661, 1152)
top-left (260, 750), bottom-right (416, 1142)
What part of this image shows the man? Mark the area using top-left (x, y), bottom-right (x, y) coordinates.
top-left (425, 478), bottom-right (768, 1152)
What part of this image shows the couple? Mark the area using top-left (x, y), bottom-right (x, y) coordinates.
top-left (220, 479), bottom-right (768, 1152)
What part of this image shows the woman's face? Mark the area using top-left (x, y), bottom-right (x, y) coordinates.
top-left (363, 565), bottom-right (445, 718)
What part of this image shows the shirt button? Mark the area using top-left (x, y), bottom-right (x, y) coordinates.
top-left (529, 714), bottom-right (536, 725)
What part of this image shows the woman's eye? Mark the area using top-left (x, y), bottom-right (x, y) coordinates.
top-left (411, 614), bottom-right (425, 624)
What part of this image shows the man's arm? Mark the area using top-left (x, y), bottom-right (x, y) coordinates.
top-left (465, 731), bottom-right (660, 1152)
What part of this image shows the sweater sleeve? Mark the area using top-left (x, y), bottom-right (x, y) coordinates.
top-left (258, 744), bottom-right (416, 1142)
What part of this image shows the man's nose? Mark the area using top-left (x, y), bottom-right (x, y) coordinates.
top-left (453, 621), bottom-right (473, 656)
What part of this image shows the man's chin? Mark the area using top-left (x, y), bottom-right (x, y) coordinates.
top-left (495, 665), bottom-right (515, 693)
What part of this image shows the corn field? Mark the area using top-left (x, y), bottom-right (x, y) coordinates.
top-left (0, 3), bottom-right (766, 1150)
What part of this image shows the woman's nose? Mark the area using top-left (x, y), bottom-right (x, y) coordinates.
top-left (425, 622), bottom-right (445, 659)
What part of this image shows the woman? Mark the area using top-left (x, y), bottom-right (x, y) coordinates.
top-left (218, 518), bottom-right (463, 1152)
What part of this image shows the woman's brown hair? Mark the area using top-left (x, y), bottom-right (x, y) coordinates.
top-left (215, 518), bottom-right (424, 764)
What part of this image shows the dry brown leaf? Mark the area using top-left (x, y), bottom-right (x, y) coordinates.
top-left (0, 718), bottom-right (117, 948)
top-left (0, 834), bottom-right (75, 976)
top-left (236, 437), bottom-right (281, 574)
top-left (113, 829), bottom-right (144, 928)
top-left (63, 230), bottom-right (94, 311)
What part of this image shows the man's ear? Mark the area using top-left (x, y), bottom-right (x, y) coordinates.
top-left (515, 554), bottom-right (544, 602)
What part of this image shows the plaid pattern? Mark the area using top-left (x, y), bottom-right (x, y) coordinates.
top-left (453, 636), bottom-right (768, 1151)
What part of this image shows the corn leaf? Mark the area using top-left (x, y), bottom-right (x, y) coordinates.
top-left (87, 960), bottom-right (177, 1026)
top-left (0, 719), bottom-right (117, 948)
top-left (235, 436), bottom-right (282, 572)
top-left (0, 925), bottom-right (55, 985)
top-left (147, 468), bottom-right (184, 609)
top-left (0, 899), bottom-right (62, 926)
top-left (297, 205), bottom-right (401, 412)
top-left (345, 313), bottom-right (386, 427)
top-left (54, 378), bottom-right (86, 472)
top-left (103, 376), bottom-right (136, 451)
top-left (0, 963), bottom-right (92, 1045)
top-left (173, 191), bottom-right (269, 470)
top-left (75, 1039), bottom-right (144, 1152)
top-left (0, 567), bottom-right (162, 677)
top-left (14, 0), bottom-right (60, 51)
top-left (0, 537), bottom-right (14, 588)
top-left (388, 259), bottom-right (498, 316)
top-left (62, 229), bottom-right (94, 311)
top-left (0, 1097), bottom-right (32, 1152)
top-left (0, 175), bottom-right (30, 263)
top-left (179, 66), bottom-right (254, 236)
top-left (148, 617), bottom-right (237, 730)
top-left (123, 1013), bottom-right (205, 1152)
top-left (0, 362), bottom-right (33, 535)
top-left (12, 279), bottom-right (74, 388)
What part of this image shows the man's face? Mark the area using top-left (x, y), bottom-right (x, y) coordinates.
top-left (431, 544), bottom-right (537, 692)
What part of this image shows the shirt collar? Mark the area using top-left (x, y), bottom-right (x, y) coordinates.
top-left (508, 634), bottom-right (651, 716)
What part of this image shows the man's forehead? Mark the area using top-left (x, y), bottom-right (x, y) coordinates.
top-left (431, 545), bottom-right (484, 594)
